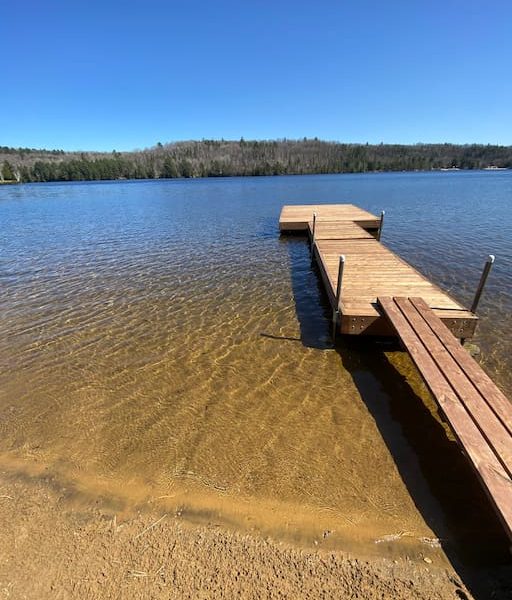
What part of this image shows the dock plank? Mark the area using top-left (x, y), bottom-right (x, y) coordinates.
top-left (280, 204), bottom-right (380, 231)
top-left (411, 297), bottom-right (512, 438)
top-left (378, 297), bottom-right (512, 540)
top-left (307, 220), bottom-right (374, 240)
top-left (394, 297), bottom-right (512, 478)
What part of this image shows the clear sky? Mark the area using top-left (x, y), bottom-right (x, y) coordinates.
top-left (1, 0), bottom-right (511, 151)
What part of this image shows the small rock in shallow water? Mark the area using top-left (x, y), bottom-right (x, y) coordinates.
top-left (464, 343), bottom-right (480, 357)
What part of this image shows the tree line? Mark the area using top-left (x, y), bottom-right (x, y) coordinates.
top-left (1, 139), bottom-right (511, 183)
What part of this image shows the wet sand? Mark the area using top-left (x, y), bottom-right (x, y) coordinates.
top-left (0, 473), bottom-right (489, 600)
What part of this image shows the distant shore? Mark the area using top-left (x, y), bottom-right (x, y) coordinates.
top-left (2, 139), bottom-right (511, 184)
top-left (1, 167), bottom-right (510, 188)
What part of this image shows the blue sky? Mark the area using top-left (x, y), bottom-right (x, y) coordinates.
top-left (1, 0), bottom-right (511, 151)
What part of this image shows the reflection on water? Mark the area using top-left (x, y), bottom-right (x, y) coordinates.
top-left (0, 173), bottom-right (511, 563)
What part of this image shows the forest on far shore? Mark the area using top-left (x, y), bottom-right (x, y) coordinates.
top-left (1, 139), bottom-right (511, 183)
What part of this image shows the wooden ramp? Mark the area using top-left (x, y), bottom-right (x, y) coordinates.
top-left (378, 296), bottom-right (512, 541)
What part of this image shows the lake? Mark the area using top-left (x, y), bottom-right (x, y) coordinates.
top-left (1, 171), bottom-right (511, 563)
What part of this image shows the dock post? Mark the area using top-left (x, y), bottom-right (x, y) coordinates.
top-left (377, 210), bottom-right (385, 241)
top-left (310, 212), bottom-right (317, 265)
top-left (332, 255), bottom-right (346, 339)
top-left (471, 255), bottom-right (495, 314)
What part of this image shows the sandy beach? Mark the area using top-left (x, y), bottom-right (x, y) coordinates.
top-left (2, 470), bottom-right (494, 600)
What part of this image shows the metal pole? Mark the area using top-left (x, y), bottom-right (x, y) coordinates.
top-left (471, 255), bottom-right (495, 313)
top-left (377, 210), bottom-right (385, 241)
top-left (332, 255), bottom-right (345, 339)
top-left (310, 212), bottom-right (317, 265)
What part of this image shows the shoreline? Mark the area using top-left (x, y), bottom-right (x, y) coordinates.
top-left (1, 167), bottom-right (510, 187)
top-left (0, 451), bottom-right (448, 563)
top-left (0, 469), bottom-right (489, 600)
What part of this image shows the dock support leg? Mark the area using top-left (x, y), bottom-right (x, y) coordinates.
top-left (331, 255), bottom-right (345, 340)
top-left (310, 212), bottom-right (317, 266)
top-left (470, 255), bottom-right (495, 314)
top-left (377, 210), bottom-right (385, 241)
top-left (461, 255), bottom-right (495, 345)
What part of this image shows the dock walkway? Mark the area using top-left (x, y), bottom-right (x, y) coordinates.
top-left (279, 204), bottom-right (477, 338)
top-left (279, 203), bottom-right (512, 543)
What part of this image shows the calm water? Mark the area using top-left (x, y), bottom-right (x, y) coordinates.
top-left (1, 172), bottom-right (511, 564)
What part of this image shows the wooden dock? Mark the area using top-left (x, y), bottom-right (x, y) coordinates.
top-left (279, 204), bottom-right (477, 338)
top-left (280, 203), bottom-right (512, 542)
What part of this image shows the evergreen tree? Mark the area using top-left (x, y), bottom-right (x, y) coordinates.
top-left (1, 161), bottom-right (15, 180)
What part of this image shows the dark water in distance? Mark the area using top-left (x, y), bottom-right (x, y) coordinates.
top-left (1, 171), bottom-right (511, 566)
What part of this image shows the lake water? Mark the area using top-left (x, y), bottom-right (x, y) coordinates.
top-left (1, 171), bottom-right (511, 565)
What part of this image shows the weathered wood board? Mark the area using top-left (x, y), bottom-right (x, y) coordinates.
top-left (378, 296), bottom-right (512, 542)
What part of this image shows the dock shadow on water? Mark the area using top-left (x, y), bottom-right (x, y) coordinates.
top-left (283, 234), bottom-right (512, 599)
top-left (336, 338), bottom-right (511, 598)
top-left (279, 233), bottom-right (333, 350)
